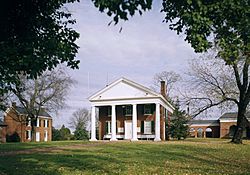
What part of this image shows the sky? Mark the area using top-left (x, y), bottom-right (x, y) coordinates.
top-left (54, 0), bottom-right (198, 128)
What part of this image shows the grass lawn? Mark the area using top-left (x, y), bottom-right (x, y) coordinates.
top-left (0, 138), bottom-right (250, 175)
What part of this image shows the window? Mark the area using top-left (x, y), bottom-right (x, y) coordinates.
top-left (26, 130), bottom-right (31, 140)
top-left (144, 104), bottom-right (153, 115)
top-left (124, 105), bottom-right (132, 116)
top-left (44, 131), bottom-right (48, 142)
top-left (44, 119), bottom-right (48, 128)
top-left (107, 106), bottom-right (111, 117)
top-left (143, 121), bottom-right (154, 134)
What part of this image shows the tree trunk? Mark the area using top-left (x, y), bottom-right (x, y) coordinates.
top-left (31, 118), bottom-right (36, 142)
top-left (231, 108), bottom-right (247, 144)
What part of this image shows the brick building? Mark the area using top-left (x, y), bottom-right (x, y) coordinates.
top-left (89, 77), bottom-right (174, 141)
top-left (189, 112), bottom-right (250, 139)
top-left (0, 121), bottom-right (7, 143)
top-left (3, 103), bottom-right (52, 142)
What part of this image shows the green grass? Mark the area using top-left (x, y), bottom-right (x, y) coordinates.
top-left (0, 139), bottom-right (250, 175)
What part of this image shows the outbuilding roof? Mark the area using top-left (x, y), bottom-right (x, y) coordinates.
top-left (14, 106), bottom-right (51, 118)
top-left (219, 112), bottom-right (250, 120)
top-left (188, 120), bottom-right (219, 125)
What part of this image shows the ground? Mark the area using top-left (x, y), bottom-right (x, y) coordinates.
top-left (0, 139), bottom-right (250, 175)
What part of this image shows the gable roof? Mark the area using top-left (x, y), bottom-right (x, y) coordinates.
top-left (89, 77), bottom-right (160, 100)
top-left (89, 77), bottom-right (174, 111)
top-left (219, 112), bottom-right (250, 120)
top-left (13, 106), bottom-right (51, 118)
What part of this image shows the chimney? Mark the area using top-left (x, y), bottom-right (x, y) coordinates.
top-left (160, 81), bottom-right (167, 99)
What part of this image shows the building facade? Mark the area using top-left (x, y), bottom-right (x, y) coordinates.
top-left (3, 103), bottom-right (52, 142)
top-left (0, 121), bottom-right (7, 143)
top-left (189, 112), bottom-right (250, 139)
top-left (89, 77), bottom-right (174, 141)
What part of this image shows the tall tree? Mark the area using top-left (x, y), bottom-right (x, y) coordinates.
top-left (152, 71), bottom-right (181, 98)
top-left (161, 1), bottom-right (250, 144)
top-left (69, 108), bottom-right (90, 140)
top-left (0, 0), bottom-right (80, 105)
top-left (184, 54), bottom-right (240, 117)
top-left (10, 68), bottom-right (74, 141)
top-left (94, 0), bottom-right (250, 143)
top-left (170, 105), bottom-right (189, 140)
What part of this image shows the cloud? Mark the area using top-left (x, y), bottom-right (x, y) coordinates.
top-left (54, 0), bottom-right (197, 128)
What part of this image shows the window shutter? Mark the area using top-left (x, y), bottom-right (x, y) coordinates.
top-left (151, 121), bottom-right (155, 133)
top-left (151, 105), bottom-right (154, 114)
top-left (116, 122), bottom-right (118, 133)
top-left (141, 121), bottom-right (144, 133)
top-left (105, 122), bottom-right (108, 134)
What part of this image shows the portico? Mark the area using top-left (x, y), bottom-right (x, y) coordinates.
top-left (89, 77), bottom-right (174, 141)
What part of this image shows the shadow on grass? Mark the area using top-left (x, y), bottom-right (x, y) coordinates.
top-left (0, 141), bottom-right (250, 174)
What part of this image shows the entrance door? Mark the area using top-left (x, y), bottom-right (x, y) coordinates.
top-left (36, 132), bottom-right (40, 142)
top-left (124, 121), bottom-right (132, 139)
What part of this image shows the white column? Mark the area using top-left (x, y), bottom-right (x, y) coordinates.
top-left (89, 106), bottom-right (97, 141)
top-left (154, 103), bottom-right (161, 141)
top-left (131, 104), bottom-right (138, 141)
top-left (110, 105), bottom-right (117, 141)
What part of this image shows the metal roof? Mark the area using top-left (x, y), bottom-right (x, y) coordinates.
top-left (219, 112), bottom-right (250, 120)
top-left (188, 120), bottom-right (219, 125)
top-left (14, 106), bottom-right (51, 118)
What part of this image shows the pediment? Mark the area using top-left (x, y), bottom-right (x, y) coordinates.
top-left (89, 78), bottom-right (159, 101)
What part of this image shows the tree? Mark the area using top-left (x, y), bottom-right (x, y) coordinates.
top-left (52, 125), bottom-right (73, 141)
top-left (59, 125), bottom-right (72, 140)
top-left (0, 0), bottom-right (80, 105)
top-left (52, 127), bottom-right (61, 141)
top-left (184, 54), bottom-right (240, 117)
top-left (94, 0), bottom-right (249, 144)
top-left (10, 68), bottom-right (74, 141)
top-left (170, 102), bottom-right (189, 140)
top-left (162, 0), bottom-right (250, 144)
top-left (69, 108), bottom-right (90, 140)
top-left (152, 71), bottom-right (181, 98)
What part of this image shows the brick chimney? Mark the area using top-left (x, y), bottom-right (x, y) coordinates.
top-left (160, 81), bottom-right (167, 99)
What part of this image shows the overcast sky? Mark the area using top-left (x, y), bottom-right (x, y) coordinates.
top-left (54, 0), bottom-right (197, 128)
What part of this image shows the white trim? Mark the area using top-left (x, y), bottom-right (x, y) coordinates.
top-left (131, 104), bottom-right (138, 141)
top-left (154, 103), bottom-right (161, 141)
top-left (90, 98), bottom-right (174, 113)
top-left (89, 106), bottom-right (97, 141)
top-left (36, 118), bottom-right (39, 127)
top-left (110, 105), bottom-right (117, 141)
top-left (220, 120), bottom-right (237, 122)
top-left (88, 77), bottom-right (160, 100)
top-left (88, 77), bottom-right (175, 112)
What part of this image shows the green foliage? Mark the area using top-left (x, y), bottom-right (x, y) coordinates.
top-left (161, 0), bottom-right (249, 63)
top-left (170, 104), bottom-right (189, 140)
top-left (52, 125), bottom-right (72, 141)
top-left (73, 125), bottom-right (89, 140)
top-left (92, 0), bottom-right (152, 24)
top-left (0, 0), bottom-right (80, 101)
top-left (6, 132), bottom-right (21, 142)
